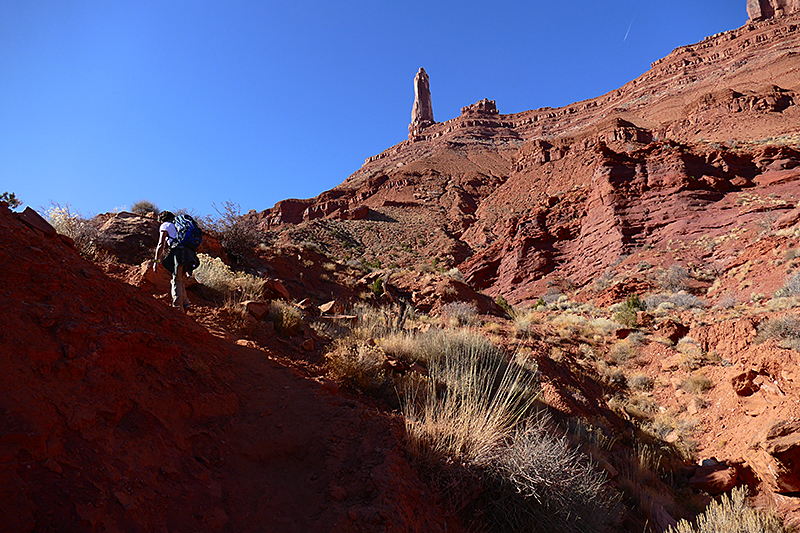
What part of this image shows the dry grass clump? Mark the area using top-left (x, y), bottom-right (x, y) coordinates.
top-left (680, 374), bottom-right (714, 394)
top-left (628, 373), bottom-right (654, 391)
top-left (668, 486), bottom-right (789, 533)
top-left (402, 339), bottom-right (618, 533)
top-left (326, 338), bottom-right (388, 393)
top-left (45, 204), bottom-right (103, 260)
top-left (608, 334), bottom-right (644, 364)
top-left (402, 341), bottom-right (538, 463)
top-left (193, 253), bottom-right (264, 300)
top-left (268, 300), bottom-right (303, 336)
top-left (512, 307), bottom-right (540, 337)
top-left (440, 301), bottom-right (478, 327)
top-left (676, 337), bottom-right (704, 359)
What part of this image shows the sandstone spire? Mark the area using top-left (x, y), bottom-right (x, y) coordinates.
top-left (409, 67), bottom-right (434, 139)
top-left (748, 0), bottom-right (800, 20)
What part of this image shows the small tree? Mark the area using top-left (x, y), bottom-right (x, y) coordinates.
top-left (0, 192), bottom-right (22, 209)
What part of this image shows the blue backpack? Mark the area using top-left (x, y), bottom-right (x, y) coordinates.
top-left (173, 214), bottom-right (203, 250)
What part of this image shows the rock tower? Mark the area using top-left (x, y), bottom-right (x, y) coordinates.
top-left (748, 0), bottom-right (800, 19)
top-left (409, 67), bottom-right (434, 140)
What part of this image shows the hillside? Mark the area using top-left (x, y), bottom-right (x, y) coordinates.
top-left (5, 3), bottom-right (800, 532)
top-left (253, 10), bottom-right (800, 305)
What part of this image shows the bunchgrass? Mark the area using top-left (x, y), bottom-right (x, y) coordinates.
top-left (668, 486), bottom-right (788, 533)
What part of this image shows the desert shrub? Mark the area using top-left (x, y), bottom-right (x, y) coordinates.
top-left (495, 294), bottom-right (512, 316)
top-left (402, 337), bottom-right (616, 533)
top-left (614, 294), bottom-right (644, 327)
top-left (785, 248), bottom-right (800, 262)
top-left (482, 414), bottom-right (619, 533)
top-left (45, 204), bottom-right (102, 259)
top-left (608, 334), bottom-right (644, 364)
top-left (658, 265), bottom-right (689, 292)
top-left (268, 300), bottom-right (303, 336)
top-left (440, 301), bottom-right (478, 327)
top-left (446, 267), bottom-right (464, 281)
top-left (0, 191), bottom-right (22, 208)
top-left (589, 317), bottom-right (622, 336)
top-left (208, 200), bottom-right (260, 265)
top-left (325, 338), bottom-right (388, 393)
top-left (131, 199), bottom-right (159, 216)
top-left (774, 272), bottom-right (800, 298)
top-left (668, 486), bottom-right (788, 533)
top-left (677, 337), bottom-right (704, 358)
top-left (625, 395), bottom-right (659, 419)
top-left (644, 291), bottom-right (705, 311)
top-left (716, 292), bottom-right (738, 309)
top-left (755, 315), bottom-right (800, 350)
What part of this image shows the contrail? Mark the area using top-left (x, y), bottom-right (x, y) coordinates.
top-left (623, 20), bottom-right (633, 42)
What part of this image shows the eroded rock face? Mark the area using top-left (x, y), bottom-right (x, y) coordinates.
top-left (748, 0), bottom-right (800, 19)
top-left (409, 67), bottom-right (434, 139)
top-left (748, 420), bottom-right (800, 492)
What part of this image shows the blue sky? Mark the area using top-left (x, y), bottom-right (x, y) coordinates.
top-left (1, 1), bottom-right (747, 218)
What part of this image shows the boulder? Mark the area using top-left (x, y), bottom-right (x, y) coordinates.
top-left (243, 301), bottom-right (270, 321)
top-left (96, 211), bottom-right (159, 264)
top-left (263, 278), bottom-right (291, 301)
top-left (747, 419), bottom-right (800, 492)
top-left (18, 207), bottom-right (56, 236)
top-left (689, 461), bottom-right (738, 495)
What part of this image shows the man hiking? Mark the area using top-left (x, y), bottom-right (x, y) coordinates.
top-left (154, 211), bottom-right (201, 312)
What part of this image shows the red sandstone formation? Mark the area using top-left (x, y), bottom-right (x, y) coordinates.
top-left (408, 67), bottom-right (435, 140)
top-left (253, 11), bottom-right (800, 306)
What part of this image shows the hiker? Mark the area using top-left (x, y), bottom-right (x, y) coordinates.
top-left (154, 210), bottom-right (201, 312)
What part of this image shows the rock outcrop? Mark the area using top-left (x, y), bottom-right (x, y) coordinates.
top-left (409, 67), bottom-right (435, 140)
top-left (748, 0), bottom-right (800, 19)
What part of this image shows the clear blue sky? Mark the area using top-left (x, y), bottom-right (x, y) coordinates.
top-left (1, 1), bottom-right (747, 218)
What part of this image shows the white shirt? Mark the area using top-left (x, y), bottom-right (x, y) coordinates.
top-left (160, 221), bottom-right (177, 245)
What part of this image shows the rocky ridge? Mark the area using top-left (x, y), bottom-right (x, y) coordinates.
top-left (252, 10), bottom-right (800, 305)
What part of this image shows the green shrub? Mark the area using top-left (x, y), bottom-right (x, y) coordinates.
top-left (668, 486), bottom-right (788, 533)
top-left (496, 294), bottom-right (512, 315)
top-left (371, 277), bottom-right (384, 298)
top-left (614, 294), bottom-right (644, 327)
top-left (0, 191), bottom-right (22, 208)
